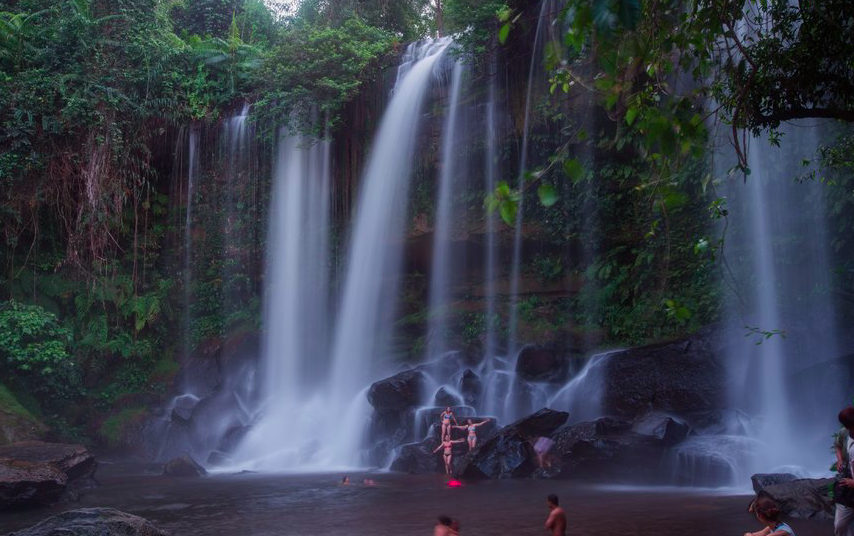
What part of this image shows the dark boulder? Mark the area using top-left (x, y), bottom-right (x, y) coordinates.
top-left (6, 507), bottom-right (168, 536)
top-left (631, 412), bottom-right (690, 446)
top-left (389, 437), bottom-right (443, 474)
top-left (169, 394), bottom-right (200, 423)
top-left (453, 409), bottom-right (567, 480)
top-left (367, 369), bottom-right (427, 411)
top-left (599, 331), bottom-right (725, 418)
top-left (752, 473), bottom-right (798, 493)
top-left (535, 417), bottom-right (671, 482)
top-left (515, 346), bottom-right (570, 383)
top-left (508, 408), bottom-right (568, 437)
top-left (753, 476), bottom-right (834, 520)
top-left (458, 369), bottom-right (482, 407)
top-left (163, 455), bottom-right (206, 477)
top-left (0, 459), bottom-right (67, 509)
top-left (0, 442), bottom-right (97, 482)
top-left (433, 387), bottom-right (461, 408)
top-left (457, 431), bottom-right (536, 479)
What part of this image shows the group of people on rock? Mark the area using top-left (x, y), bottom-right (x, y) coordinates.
top-left (434, 494), bottom-right (567, 536)
top-left (433, 407), bottom-right (491, 474)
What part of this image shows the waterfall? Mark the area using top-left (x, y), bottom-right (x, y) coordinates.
top-left (722, 125), bottom-right (844, 476)
top-left (222, 105), bottom-right (254, 315)
top-left (426, 59), bottom-right (465, 358)
top-left (507, 0), bottom-right (555, 355)
top-left (183, 125), bottom-right (200, 370)
top-left (327, 38), bottom-right (451, 466)
top-left (484, 54), bottom-right (500, 362)
top-left (228, 130), bottom-right (331, 470)
top-left (229, 39), bottom-right (451, 471)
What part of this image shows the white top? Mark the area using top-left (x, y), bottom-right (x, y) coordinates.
top-left (848, 436), bottom-right (854, 475)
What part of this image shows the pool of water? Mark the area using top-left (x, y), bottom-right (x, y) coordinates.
top-left (0, 461), bottom-right (833, 535)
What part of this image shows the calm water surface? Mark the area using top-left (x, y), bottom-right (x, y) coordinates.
top-left (0, 462), bottom-right (833, 535)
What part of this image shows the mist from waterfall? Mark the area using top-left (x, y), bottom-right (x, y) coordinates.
top-left (228, 130), bottom-right (332, 471)
top-left (721, 125), bottom-right (844, 477)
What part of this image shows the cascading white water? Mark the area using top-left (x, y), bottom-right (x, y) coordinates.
top-left (222, 104), bottom-right (253, 309)
top-left (182, 126), bottom-right (200, 368)
top-left (227, 129), bottom-right (331, 470)
top-left (507, 0), bottom-right (555, 355)
top-left (426, 59), bottom-right (465, 358)
top-left (231, 39), bottom-right (451, 471)
top-left (722, 125), bottom-right (844, 477)
top-left (483, 55), bottom-right (500, 361)
top-left (326, 39), bottom-right (452, 466)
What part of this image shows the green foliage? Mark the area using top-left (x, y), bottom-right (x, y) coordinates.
top-left (98, 406), bottom-right (146, 448)
top-left (252, 16), bottom-right (394, 135)
top-left (444, 0), bottom-right (506, 55)
top-left (0, 301), bottom-right (78, 399)
top-left (295, 0), bottom-right (432, 41)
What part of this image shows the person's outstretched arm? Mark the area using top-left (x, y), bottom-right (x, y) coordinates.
top-left (433, 443), bottom-right (444, 454)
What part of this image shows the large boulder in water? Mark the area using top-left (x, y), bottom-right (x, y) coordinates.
top-left (0, 442), bottom-right (97, 482)
top-left (457, 431), bottom-right (536, 479)
top-left (752, 473), bottom-right (798, 493)
top-left (0, 459), bottom-right (67, 509)
top-left (163, 454), bottom-right (206, 477)
top-left (389, 437), bottom-right (443, 474)
top-left (631, 412), bottom-right (690, 446)
top-left (751, 475), bottom-right (834, 520)
top-left (508, 408), bottom-right (568, 437)
top-left (599, 330), bottom-right (726, 418)
top-left (454, 409), bottom-right (568, 479)
top-left (367, 369), bottom-right (427, 411)
top-left (515, 346), bottom-right (570, 383)
top-left (533, 417), bottom-right (676, 482)
top-left (6, 507), bottom-right (168, 536)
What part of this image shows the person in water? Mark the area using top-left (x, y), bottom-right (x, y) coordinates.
top-left (440, 407), bottom-right (458, 439)
top-left (341, 476), bottom-right (349, 485)
top-left (432, 433), bottom-right (465, 474)
top-left (545, 494), bottom-right (566, 536)
top-left (834, 407), bottom-right (854, 535)
top-left (434, 516), bottom-right (452, 536)
top-left (453, 418), bottom-right (491, 450)
top-left (744, 493), bottom-right (795, 536)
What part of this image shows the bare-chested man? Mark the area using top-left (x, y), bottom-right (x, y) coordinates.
top-left (545, 494), bottom-right (566, 536)
top-left (432, 433), bottom-right (465, 474)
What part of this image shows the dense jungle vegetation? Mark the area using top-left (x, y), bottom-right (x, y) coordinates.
top-left (0, 0), bottom-right (852, 446)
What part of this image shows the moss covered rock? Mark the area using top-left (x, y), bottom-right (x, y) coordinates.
top-left (0, 384), bottom-right (47, 446)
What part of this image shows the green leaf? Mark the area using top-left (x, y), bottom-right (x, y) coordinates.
top-left (625, 106), bottom-right (638, 126)
top-left (498, 198), bottom-right (517, 226)
top-left (563, 158), bottom-right (584, 183)
top-left (498, 23), bottom-right (511, 45)
top-left (538, 184), bottom-right (558, 207)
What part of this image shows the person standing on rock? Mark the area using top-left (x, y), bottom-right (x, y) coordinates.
top-left (544, 494), bottom-right (566, 536)
top-left (440, 407), bottom-right (458, 439)
top-left (453, 418), bottom-right (491, 450)
top-left (433, 433), bottom-right (465, 474)
top-left (834, 407), bottom-right (854, 536)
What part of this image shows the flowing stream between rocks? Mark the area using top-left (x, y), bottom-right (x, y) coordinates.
top-left (0, 461), bottom-right (832, 535)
